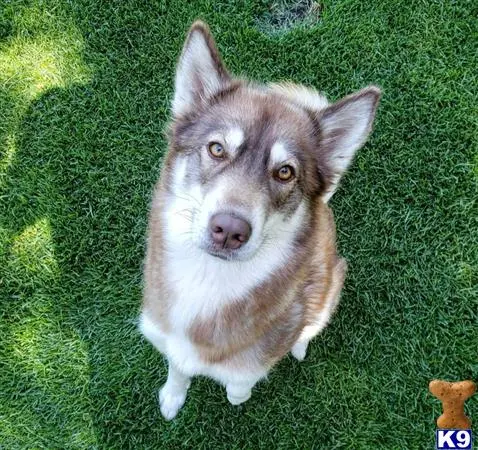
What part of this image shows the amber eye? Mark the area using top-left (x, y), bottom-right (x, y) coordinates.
top-left (208, 142), bottom-right (225, 159)
top-left (276, 165), bottom-right (295, 182)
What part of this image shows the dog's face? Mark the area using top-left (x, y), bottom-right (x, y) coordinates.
top-left (164, 22), bottom-right (380, 262)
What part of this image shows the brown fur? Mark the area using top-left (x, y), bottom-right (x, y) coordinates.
top-left (143, 182), bottom-right (171, 332)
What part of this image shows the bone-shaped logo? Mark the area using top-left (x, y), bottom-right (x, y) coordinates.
top-left (429, 380), bottom-right (476, 429)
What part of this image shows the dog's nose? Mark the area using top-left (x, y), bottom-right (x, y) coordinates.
top-left (209, 214), bottom-right (251, 250)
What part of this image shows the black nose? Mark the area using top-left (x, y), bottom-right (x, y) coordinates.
top-left (209, 213), bottom-right (252, 250)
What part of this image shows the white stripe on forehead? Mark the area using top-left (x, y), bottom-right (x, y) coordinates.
top-left (270, 141), bottom-right (289, 165)
top-left (225, 127), bottom-right (244, 150)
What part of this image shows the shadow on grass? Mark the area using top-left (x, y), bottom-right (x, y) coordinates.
top-left (1, 77), bottom-right (166, 445)
top-left (0, 3), bottom-right (165, 445)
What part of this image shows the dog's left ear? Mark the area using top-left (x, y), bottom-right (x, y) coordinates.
top-left (317, 86), bottom-right (381, 202)
top-left (172, 21), bottom-right (231, 117)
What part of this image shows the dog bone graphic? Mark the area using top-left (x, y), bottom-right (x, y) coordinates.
top-left (429, 379), bottom-right (476, 429)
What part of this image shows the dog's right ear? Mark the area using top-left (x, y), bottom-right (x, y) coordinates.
top-left (172, 21), bottom-right (231, 117)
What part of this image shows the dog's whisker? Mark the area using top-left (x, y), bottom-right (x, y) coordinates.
top-left (171, 192), bottom-right (203, 208)
top-left (173, 210), bottom-right (196, 222)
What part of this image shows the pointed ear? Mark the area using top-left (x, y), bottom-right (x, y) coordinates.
top-left (317, 86), bottom-right (381, 202)
top-left (172, 21), bottom-right (231, 117)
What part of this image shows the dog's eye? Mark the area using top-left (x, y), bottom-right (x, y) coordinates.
top-left (275, 165), bottom-right (295, 182)
top-left (208, 142), bottom-right (225, 159)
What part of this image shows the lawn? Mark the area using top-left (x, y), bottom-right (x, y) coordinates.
top-left (0, 0), bottom-right (477, 448)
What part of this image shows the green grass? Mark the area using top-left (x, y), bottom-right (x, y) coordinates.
top-left (1, 0), bottom-right (477, 448)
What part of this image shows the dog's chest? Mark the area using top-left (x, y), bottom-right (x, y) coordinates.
top-left (164, 248), bottom-right (253, 331)
top-left (157, 257), bottom-right (259, 381)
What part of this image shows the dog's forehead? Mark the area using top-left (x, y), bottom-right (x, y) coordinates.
top-left (210, 87), bottom-right (313, 150)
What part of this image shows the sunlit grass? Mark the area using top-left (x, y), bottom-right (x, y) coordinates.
top-left (0, 134), bottom-right (16, 183)
top-left (1, 214), bottom-right (97, 446)
top-left (0, 3), bottom-right (97, 447)
top-left (2, 215), bottom-right (97, 447)
top-left (2, 292), bottom-right (98, 449)
top-left (9, 218), bottom-right (59, 280)
top-left (0, 34), bottom-right (90, 102)
top-left (0, 3), bottom-right (91, 181)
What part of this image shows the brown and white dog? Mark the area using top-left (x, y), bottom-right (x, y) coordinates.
top-left (140, 21), bottom-right (380, 420)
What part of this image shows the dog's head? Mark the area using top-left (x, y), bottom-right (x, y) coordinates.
top-left (163, 21), bottom-right (380, 262)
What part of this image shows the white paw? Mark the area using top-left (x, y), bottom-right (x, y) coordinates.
top-left (227, 390), bottom-right (251, 406)
top-left (159, 385), bottom-right (187, 420)
top-left (291, 341), bottom-right (308, 361)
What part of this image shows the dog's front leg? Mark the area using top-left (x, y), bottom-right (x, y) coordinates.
top-left (159, 360), bottom-right (191, 420)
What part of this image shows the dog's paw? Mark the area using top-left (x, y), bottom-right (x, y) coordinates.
top-left (291, 341), bottom-right (308, 361)
top-left (159, 385), bottom-right (187, 420)
top-left (227, 389), bottom-right (251, 406)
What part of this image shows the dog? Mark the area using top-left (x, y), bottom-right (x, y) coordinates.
top-left (139, 20), bottom-right (380, 420)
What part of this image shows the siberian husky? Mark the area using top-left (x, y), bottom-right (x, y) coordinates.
top-left (140, 21), bottom-right (380, 420)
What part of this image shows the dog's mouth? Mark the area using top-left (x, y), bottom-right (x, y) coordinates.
top-left (203, 245), bottom-right (240, 261)
top-left (201, 236), bottom-right (265, 262)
